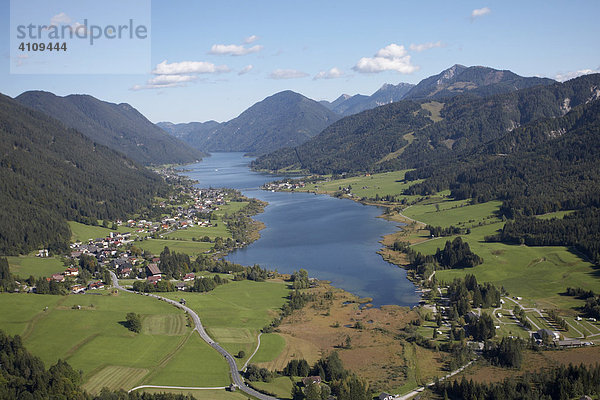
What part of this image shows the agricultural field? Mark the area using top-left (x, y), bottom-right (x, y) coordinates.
top-left (300, 170), bottom-right (423, 200)
top-left (403, 200), bottom-right (600, 311)
top-left (136, 238), bottom-right (213, 257)
top-left (7, 255), bottom-right (65, 278)
top-left (250, 333), bottom-right (286, 364)
top-left (0, 291), bottom-right (231, 394)
top-left (250, 376), bottom-right (294, 399)
top-left (68, 221), bottom-right (117, 242)
top-left (162, 279), bottom-right (290, 370)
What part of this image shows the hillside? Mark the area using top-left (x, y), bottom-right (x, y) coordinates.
top-left (0, 93), bottom-right (167, 255)
top-left (180, 90), bottom-right (340, 155)
top-left (16, 91), bottom-right (204, 165)
top-left (253, 74), bottom-right (599, 174)
top-left (157, 120), bottom-right (222, 150)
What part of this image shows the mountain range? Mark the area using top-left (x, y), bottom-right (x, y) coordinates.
top-left (252, 73), bottom-right (595, 174)
top-left (159, 65), bottom-right (556, 155)
top-left (158, 90), bottom-right (340, 155)
top-left (16, 91), bottom-right (204, 165)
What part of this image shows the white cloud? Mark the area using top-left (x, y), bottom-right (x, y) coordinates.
top-left (152, 60), bottom-right (230, 75)
top-left (314, 67), bottom-right (344, 80)
top-left (353, 44), bottom-right (419, 74)
top-left (148, 75), bottom-right (196, 85)
top-left (50, 12), bottom-right (71, 26)
top-left (244, 35), bottom-right (259, 44)
top-left (471, 7), bottom-right (491, 18)
top-left (409, 41), bottom-right (444, 52)
top-left (269, 69), bottom-right (309, 79)
top-left (131, 74), bottom-right (197, 91)
top-left (555, 68), bottom-right (600, 82)
top-left (238, 64), bottom-right (254, 75)
top-left (209, 44), bottom-right (263, 56)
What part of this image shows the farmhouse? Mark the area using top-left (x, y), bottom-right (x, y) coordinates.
top-left (302, 376), bottom-right (322, 386)
top-left (146, 263), bottom-right (162, 276)
top-left (183, 273), bottom-right (195, 281)
top-left (88, 281), bottom-right (104, 290)
top-left (51, 274), bottom-right (65, 282)
top-left (64, 267), bottom-right (79, 277)
top-left (147, 275), bottom-right (161, 284)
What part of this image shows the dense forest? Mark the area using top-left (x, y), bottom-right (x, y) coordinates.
top-left (16, 91), bottom-right (204, 165)
top-left (253, 74), bottom-right (600, 174)
top-left (0, 94), bottom-right (167, 255)
top-left (434, 363), bottom-right (600, 400)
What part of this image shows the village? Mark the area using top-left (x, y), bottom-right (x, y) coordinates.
top-left (27, 185), bottom-right (238, 295)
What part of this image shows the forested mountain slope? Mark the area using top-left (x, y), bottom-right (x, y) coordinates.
top-left (16, 91), bottom-right (204, 165)
top-left (0, 94), bottom-right (167, 255)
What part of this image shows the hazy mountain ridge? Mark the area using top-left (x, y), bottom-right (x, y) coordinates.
top-left (159, 90), bottom-right (340, 155)
top-left (16, 91), bottom-right (205, 165)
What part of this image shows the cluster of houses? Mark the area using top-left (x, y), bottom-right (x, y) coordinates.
top-left (263, 180), bottom-right (306, 191)
top-left (123, 187), bottom-right (229, 235)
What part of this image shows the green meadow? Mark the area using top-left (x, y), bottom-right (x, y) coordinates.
top-left (301, 170), bottom-right (423, 200)
top-left (405, 200), bottom-right (600, 311)
top-left (163, 279), bottom-right (289, 369)
top-left (0, 291), bottom-right (231, 394)
top-left (7, 255), bottom-right (65, 278)
top-left (137, 239), bottom-right (213, 257)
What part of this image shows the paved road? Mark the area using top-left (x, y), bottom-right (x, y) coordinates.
top-left (110, 272), bottom-right (279, 400)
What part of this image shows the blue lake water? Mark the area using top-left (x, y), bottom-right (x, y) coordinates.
top-left (180, 152), bottom-right (419, 307)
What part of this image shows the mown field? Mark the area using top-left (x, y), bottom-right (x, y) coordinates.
top-left (0, 291), bottom-right (231, 394)
top-left (7, 255), bottom-right (65, 278)
top-left (162, 279), bottom-right (290, 369)
top-left (300, 170), bottom-right (423, 200)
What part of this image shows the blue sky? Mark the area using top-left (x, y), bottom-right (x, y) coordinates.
top-left (2, 0), bottom-right (599, 123)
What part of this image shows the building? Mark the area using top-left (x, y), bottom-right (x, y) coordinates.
top-left (64, 267), bottom-right (79, 277)
top-left (147, 275), bottom-right (161, 284)
top-left (146, 263), bottom-right (162, 276)
top-left (183, 273), bottom-right (195, 281)
top-left (302, 376), bottom-right (322, 386)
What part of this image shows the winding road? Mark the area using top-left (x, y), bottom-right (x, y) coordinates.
top-left (110, 272), bottom-right (279, 400)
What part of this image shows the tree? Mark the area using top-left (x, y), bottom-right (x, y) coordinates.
top-left (237, 350), bottom-right (246, 359)
top-left (305, 382), bottom-right (321, 400)
top-left (126, 312), bottom-right (142, 333)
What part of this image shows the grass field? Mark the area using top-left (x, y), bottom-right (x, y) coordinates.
top-left (68, 221), bottom-right (116, 242)
top-left (0, 291), bottom-right (235, 391)
top-left (82, 365), bottom-right (149, 394)
top-left (404, 200), bottom-right (600, 311)
top-left (251, 333), bottom-right (286, 364)
top-left (137, 239), bottom-right (213, 257)
top-left (144, 333), bottom-right (231, 387)
top-left (250, 376), bottom-right (293, 399)
top-left (0, 293), bottom-right (63, 336)
top-left (7, 255), bottom-right (64, 278)
top-left (300, 170), bottom-right (423, 200)
top-left (162, 280), bottom-right (289, 369)
top-left (142, 314), bottom-right (187, 336)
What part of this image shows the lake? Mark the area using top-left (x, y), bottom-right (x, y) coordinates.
top-left (180, 152), bottom-right (419, 307)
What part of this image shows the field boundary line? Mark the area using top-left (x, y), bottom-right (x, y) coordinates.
top-left (242, 332), bottom-right (262, 371)
top-left (128, 385), bottom-right (228, 392)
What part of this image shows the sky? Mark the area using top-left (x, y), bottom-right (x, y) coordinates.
top-left (1, 0), bottom-right (599, 123)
